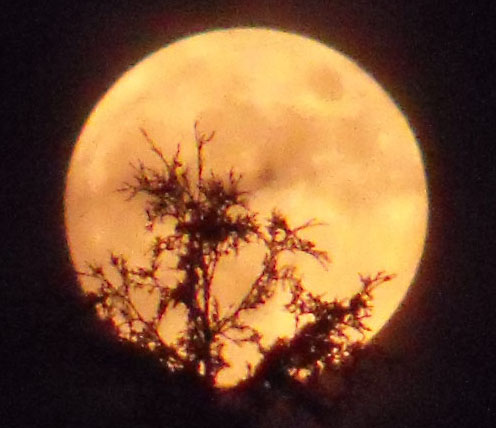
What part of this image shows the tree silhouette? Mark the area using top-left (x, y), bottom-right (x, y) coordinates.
top-left (80, 122), bottom-right (394, 393)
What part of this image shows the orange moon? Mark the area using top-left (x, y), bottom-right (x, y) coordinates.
top-left (65, 28), bottom-right (428, 386)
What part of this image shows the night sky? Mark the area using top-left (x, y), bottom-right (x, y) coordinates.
top-left (2, 1), bottom-right (494, 427)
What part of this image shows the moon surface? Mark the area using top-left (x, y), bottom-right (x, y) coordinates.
top-left (65, 28), bottom-right (428, 386)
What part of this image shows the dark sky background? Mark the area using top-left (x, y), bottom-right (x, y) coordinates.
top-left (2, 1), bottom-right (494, 427)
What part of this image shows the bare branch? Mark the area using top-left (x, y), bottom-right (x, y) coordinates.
top-left (79, 122), bottom-right (395, 390)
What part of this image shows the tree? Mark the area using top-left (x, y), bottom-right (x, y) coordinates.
top-left (81, 122), bottom-right (394, 395)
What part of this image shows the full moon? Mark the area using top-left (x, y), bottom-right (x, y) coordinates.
top-left (65, 28), bottom-right (428, 385)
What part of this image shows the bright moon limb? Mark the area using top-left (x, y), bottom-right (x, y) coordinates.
top-left (65, 28), bottom-right (428, 387)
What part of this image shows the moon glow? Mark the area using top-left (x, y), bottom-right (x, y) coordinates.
top-left (65, 28), bottom-right (428, 386)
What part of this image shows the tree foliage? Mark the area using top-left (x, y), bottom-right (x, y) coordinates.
top-left (81, 122), bottom-right (394, 390)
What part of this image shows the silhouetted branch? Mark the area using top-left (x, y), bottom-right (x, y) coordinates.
top-left (80, 122), bottom-right (394, 390)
